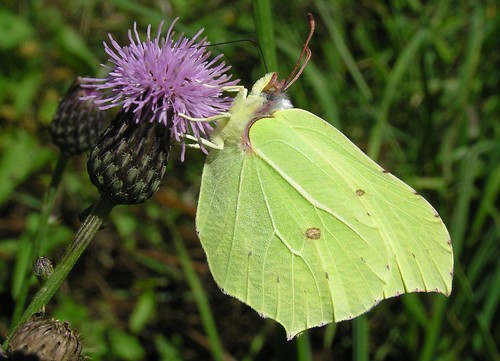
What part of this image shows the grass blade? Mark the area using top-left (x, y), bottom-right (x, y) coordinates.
top-left (166, 215), bottom-right (225, 361)
top-left (252, 0), bottom-right (278, 71)
top-left (352, 316), bottom-right (369, 361)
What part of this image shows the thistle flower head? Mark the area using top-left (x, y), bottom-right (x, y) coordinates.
top-left (87, 108), bottom-right (172, 205)
top-left (83, 19), bottom-right (238, 159)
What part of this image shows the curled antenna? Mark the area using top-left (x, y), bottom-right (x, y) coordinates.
top-left (283, 13), bottom-right (315, 91)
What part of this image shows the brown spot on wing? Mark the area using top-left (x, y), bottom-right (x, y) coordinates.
top-left (305, 227), bottom-right (321, 240)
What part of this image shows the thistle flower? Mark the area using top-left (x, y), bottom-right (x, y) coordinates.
top-left (50, 77), bottom-right (108, 155)
top-left (83, 19), bottom-right (238, 159)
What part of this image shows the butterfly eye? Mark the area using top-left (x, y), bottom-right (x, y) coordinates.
top-left (265, 92), bottom-right (278, 101)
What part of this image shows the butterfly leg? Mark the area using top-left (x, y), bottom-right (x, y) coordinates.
top-left (222, 85), bottom-right (247, 96)
top-left (198, 82), bottom-right (247, 97)
top-left (181, 134), bottom-right (223, 150)
top-left (178, 112), bottom-right (230, 123)
top-left (200, 82), bottom-right (245, 93)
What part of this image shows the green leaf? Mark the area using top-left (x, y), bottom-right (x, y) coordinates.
top-left (12, 72), bottom-right (43, 116)
top-left (109, 330), bottom-right (145, 361)
top-left (129, 290), bottom-right (156, 334)
top-left (0, 130), bottom-right (53, 206)
top-left (155, 335), bottom-right (183, 361)
top-left (55, 25), bottom-right (99, 73)
top-left (0, 9), bottom-right (34, 50)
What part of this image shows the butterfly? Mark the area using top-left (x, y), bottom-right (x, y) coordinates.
top-left (189, 14), bottom-right (453, 338)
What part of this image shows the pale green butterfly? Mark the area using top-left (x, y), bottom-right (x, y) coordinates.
top-left (185, 14), bottom-right (453, 339)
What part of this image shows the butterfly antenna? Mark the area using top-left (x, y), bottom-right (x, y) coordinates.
top-left (202, 39), bottom-right (268, 72)
top-left (283, 13), bottom-right (315, 92)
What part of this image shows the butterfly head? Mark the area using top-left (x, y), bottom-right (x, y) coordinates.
top-left (218, 14), bottom-right (315, 148)
top-left (248, 72), bottom-right (292, 113)
top-left (250, 13), bottom-right (315, 113)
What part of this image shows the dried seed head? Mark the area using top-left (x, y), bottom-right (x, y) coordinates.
top-left (7, 314), bottom-right (84, 361)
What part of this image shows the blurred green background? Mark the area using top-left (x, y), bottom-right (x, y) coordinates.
top-left (0, 0), bottom-right (498, 360)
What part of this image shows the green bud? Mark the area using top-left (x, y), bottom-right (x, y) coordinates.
top-left (33, 257), bottom-right (54, 282)
top-left (87, 108), bottom-right (172, 205)
top-left (50, 77), bottom-right (108, 155)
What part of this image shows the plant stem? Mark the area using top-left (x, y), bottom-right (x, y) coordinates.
top-left (11, 152), bottom-right (70, 326)
top-left (34, 152), bottom-right (71, 261)
top-left (4, 195), bottom-right (115, 348)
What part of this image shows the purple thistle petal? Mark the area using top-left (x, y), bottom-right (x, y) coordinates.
top-left (82, 19), bottom-right (238, 159)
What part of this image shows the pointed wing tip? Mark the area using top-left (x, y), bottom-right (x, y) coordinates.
top-left (283, 320), bottom-right (334, 341)
top-left (442, 284), bottom-right (453, 297)
top-left (285, 328), bottom-right (307, 341)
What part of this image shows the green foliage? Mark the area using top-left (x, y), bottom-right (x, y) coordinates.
top-left (109, 330), bottom-right (146, 360)
top-left (129, 289), bottom-right (156, 334)
top-left (0, 0), bottom-right (498, 360)
top-left (0, 130), bottom-right (52, 206)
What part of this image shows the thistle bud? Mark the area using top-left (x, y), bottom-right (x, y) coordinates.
top-left (7, 314), bottom-right (83, 361)
top-left (87, 108), bottom-right (172, 205)
top-left (33, 257), bottom-right (54, 282)
top-left (50, 77), bottom-right (107, 155)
